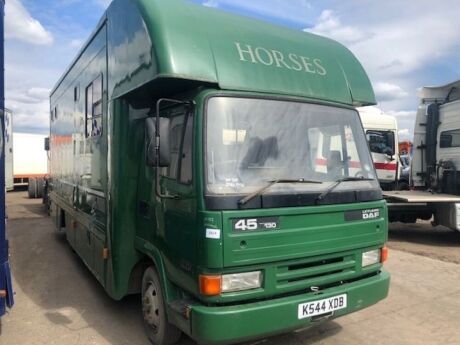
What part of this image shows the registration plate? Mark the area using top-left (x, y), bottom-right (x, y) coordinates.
top-left (298, 294), bottom-right (347, 319)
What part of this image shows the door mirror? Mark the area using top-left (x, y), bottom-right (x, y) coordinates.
top-left (384, 131), bottom-right (395, 160)
top-left (386, 131), bottom-right (395, 155)
top-left (145, 117), bottom-right (170, 167)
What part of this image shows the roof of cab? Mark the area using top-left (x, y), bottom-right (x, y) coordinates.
top-left (132, 0), bottom-right (375, 106)
top-left (358, 106), bottom-right (398, 130)
top-left (420, 79), bottom-right (460, 104)
top-left (53, 0), bottom-right (376, 106)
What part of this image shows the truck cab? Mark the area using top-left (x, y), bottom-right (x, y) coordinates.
top-left (358, 107), bottom-right (399, 190)
top-left (48, 0), bottom-right (390, 344)
top-left (408, 80), bottom-right (460, 229)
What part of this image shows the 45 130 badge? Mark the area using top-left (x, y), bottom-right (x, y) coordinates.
top-left (232, 217), bottom-right (280, 232)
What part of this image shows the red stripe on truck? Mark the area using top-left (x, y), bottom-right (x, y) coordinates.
top-left (315, 158), bottom-right (361, 168)
top-left (373, 162), bottom-right (397, 171)
top-left (315, 159), bottom-right (396, 171)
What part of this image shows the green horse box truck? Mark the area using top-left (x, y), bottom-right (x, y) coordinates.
top-left (48, 0), bottom-right (390, 344)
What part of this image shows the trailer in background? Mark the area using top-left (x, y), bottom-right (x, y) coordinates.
top-left (384, 80), bottom-right (460, 228)
top-left (4, 108), bottom-right (12, 191)
top-left (13, 133), bottom-right (48, 198)
top-left (358, 107), bottom-right (399, 190)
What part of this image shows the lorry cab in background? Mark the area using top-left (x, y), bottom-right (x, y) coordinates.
top-left (358, 107), bottom-right (400, 190)
top-left (409, 80), bottom-right (460, 229)
top-left (412, 80), bottom-right (460, 193)
top-left (383, 80), bottom-right (460, 230)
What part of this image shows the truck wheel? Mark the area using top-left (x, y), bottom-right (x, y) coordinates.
top-left (28, 178), bottom-right (44, 199)
top-left (28, 178), bottom-right (37, 198)
top-left (397, 180), bottom-right (410, 191)
top-left (142, 267), bottom-right (181, 345)
top-left (36, 178), bottom-right (45, 198)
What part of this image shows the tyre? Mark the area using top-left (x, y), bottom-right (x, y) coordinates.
top-left (397, 180), bottom-right (410, 191)
top-left (28, 178), bottom-right (37, 198)
top-left (142, 267), bottom-right (181, 345)
top-left (27, 177), bottom-right (44, 199)
top-left (36, 178), bottom-right (44, 198)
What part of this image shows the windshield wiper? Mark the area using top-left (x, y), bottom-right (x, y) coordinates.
top-left (315, 176), bottom-right (374, 204)
top-left (238, 179), bottom-right (323, 206)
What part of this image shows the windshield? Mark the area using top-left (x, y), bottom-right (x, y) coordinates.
top-left (206, 97), bottom-right (377, 195)
top-left (366, 130), bottom-right (395, 156)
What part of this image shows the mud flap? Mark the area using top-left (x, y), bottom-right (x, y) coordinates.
top-left (3, 260), bottom-right (14, 308)
top-left (1, 239), bottom-right (14, 316)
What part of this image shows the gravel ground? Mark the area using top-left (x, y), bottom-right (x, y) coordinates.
top-left (388, 221), bottom-right (460, 264)
top-left (2, 191), bottom-right (460, 345)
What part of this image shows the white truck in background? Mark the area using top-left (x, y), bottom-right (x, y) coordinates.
top-left (13, 133), bottom-right (48, 198)
top-left (383, 79), bottom-right (460, 230)
top-left (4, 108), bottom-right (13, 191)
top-left (358, 107), bottom-right (400, 190)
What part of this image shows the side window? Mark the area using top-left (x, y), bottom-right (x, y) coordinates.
top-left (165, 113), bottom-right (185, 179)
top-left (85, 74), bottom-right (103, 138)
top-left (440, 129), bottom-right (460, 148)
top-left (74, 85), bottom-right (80, 102)
top-left (180, 113), bottom-right (193, 184)
top-left (366, 130), bottom-right (394, 155)
top-left (51, 106), bottom-right (58, 122)
top-left (85, 84), bottom-right (93, 136)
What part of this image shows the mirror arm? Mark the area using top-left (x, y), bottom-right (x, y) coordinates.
top-left (155, 98), bottom-right (194, 199)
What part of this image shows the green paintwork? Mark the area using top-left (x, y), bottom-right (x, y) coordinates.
top-left (53, 0), bottom-right (375, 107)
top-left (49, 1), bottom-right (388, 344)
top-left (191, 270), bottom-right (390, 344)
top-left (133, 0), bottom-right (375, 106)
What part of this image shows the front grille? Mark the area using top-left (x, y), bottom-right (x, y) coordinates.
top-left (275, 253), bottom-right (357, 294)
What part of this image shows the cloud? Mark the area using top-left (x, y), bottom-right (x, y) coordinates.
top-left (303, 3), bottom-right (460, 132)
top-left (6, 96), bottom-right (50, 134)
top-left (374, 82), bottom-right (409, 102)
top-left (387, 110), bottom-right (416, 119)
top-left (5, 0), bottom-right (54, 45)
top-left (337, 5), bottom-right (460, 81)
top-left (5, 86), bottom-right (51, 134)
top-left (203, 0), bottom-right (219, 8)
top-left (4, 0), bottom-right (108, 134)
top-left (386, 110), bottom-right (417, 141)
top-left (8, 87), bottom-right (50, 105)
top-left (306, 7), bottom-right (459, 79)
top-left (194, 0), bottom-right (314, 28)
top-left (70, 38), bottom-right (84, 48)
top-left (398, 128), bottom-right (413, 141)
top-left (305, 10), bottom-right (369, 45)
top-left (398, 129), bottom-right (410, 136)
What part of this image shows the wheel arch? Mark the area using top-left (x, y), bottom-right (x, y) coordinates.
top-left (129, 244), bottom-right (180, 303)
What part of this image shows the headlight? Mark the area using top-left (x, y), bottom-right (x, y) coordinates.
top-left (362, 249), bottom-right (380, 267)
top-left (222, 271), bottom-right (262, 292)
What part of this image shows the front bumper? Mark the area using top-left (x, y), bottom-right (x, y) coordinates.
top-left (189, 270), bottom-right (390, 345)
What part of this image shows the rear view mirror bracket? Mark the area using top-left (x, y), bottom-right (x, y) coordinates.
top-left (147, 98), bottom-right (194, 199)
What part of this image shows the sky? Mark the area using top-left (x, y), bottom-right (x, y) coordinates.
top-left (5, 0), bottom-right (460, 140)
